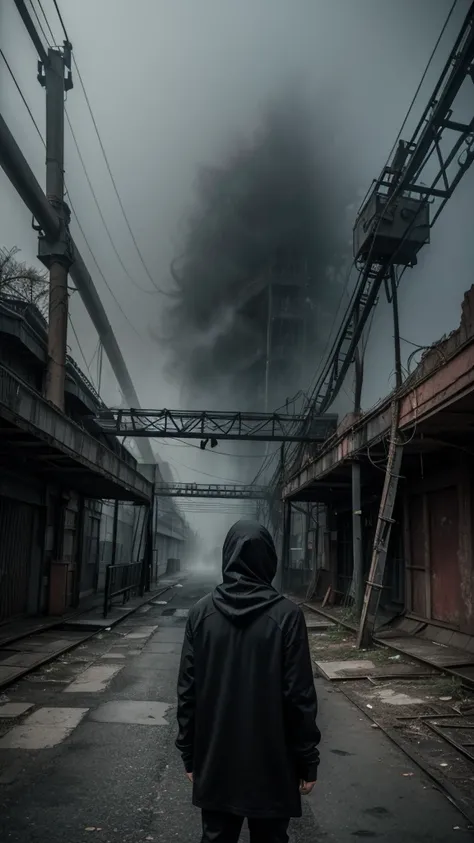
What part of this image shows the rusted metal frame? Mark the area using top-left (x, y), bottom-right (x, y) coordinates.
top-left (405, 611), bottom-right (458, 631)
top-left (285, 338), bottom-right (474, 499)
top-left (426, 721), bottom-right (474, 763)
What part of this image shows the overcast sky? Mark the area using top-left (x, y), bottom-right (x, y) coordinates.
top-left (1, 0), bottom-right (472, 551)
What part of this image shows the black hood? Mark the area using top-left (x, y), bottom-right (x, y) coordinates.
top-left (212, 520), bottom-right (283, 624)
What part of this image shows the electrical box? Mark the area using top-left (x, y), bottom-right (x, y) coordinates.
top-left (353, 190), bottom-right (430, 266)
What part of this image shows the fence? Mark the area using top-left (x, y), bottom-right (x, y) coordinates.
top-left (103, 561), bottom-right (144, 618)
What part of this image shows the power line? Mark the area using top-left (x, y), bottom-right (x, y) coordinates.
top-left (159, 438), bottom-right (279, 459)
top-left (28, 5), bottom-right (157, 304)
top-left (27, 0), bottom-right (51, 48)
top-left (165, 453), bottom-right (249, 485)
top-left (384, 0), bottom-right (460, 170)
top-left (66, 191), bottom-right (147, 344)
top-left (66, 48), bottom-right (172, 297)
top-left (0, 49), bottom-right (44, 144)
top-left (65, 111), bottom-right (158, 295)
top-left (52, 0), bottom-right (69, 42)
top-left (301, 0), bottom-right (461, 422)
top-left (36, 0), bottom-right (55, 42)
top-left (68, 313), bottom-right (98, 390)
top-left (1, 36), bottom-right (145, 349)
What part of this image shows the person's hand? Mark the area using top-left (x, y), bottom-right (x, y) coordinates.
top-left (299, 780), bottom-right (315, 795)
top-left (186, 772), bottom-right (193, 783)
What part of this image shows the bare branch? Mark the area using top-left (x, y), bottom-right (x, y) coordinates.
top-left (0, 246), bottom-right (48, 318)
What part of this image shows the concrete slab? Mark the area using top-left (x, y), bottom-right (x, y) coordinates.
top-left (5, 638), bottom-right (74, 653)
top-left (63, 619), bottom-right (110, 629)
top-left (90, 700), bottom-right (171, 726)
top-left (0, 707), bottom-right (88, 749)
top-left (125, 626), bottom-right (158, 640)
top-left (133, 653), bottom-right (181, 670)
top-left (0, 702), bottom-right (34, 718)
top-left (0, 651), bottom-right (47, 668)
top-left (63, 665), bottom-right (123, 693)
top-left (372, 664), bottom-right (436, 679)
top-left (0, 665), bottom-right (22, 683)
top-left (138, 605), bottom-right (152, 613)
top-left (143, 642), bottom-right (181, 655)
top-left (153, 629), bottom-right (185, 643)
top-left (315, 659), bottom-right (376, 680)
top-left (100, 653), bottom-right (126, 660)
top-left (382, 637), bottom-right (474, 668)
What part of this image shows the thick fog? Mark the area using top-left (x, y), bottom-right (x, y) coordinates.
top-left (1, 0), bottom-right (473, 554)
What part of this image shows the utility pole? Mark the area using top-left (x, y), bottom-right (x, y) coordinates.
top-left (351, 461), bottom-right (363, 617)
top-left (351, 298), bottom-right (364, 617)
top-left (356, 267), bottom-right (404, 647)
top-left (264, 278), bottom-right (273, 413)
top-left (110, 498), bottom-right (120, 567)
top-left (38, 43), bottom-right (73, 411)
top-left (8, 0), bottom-right (156, 463)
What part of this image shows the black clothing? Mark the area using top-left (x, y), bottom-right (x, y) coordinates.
top-left (176, 520), bottom-right (320, 819)
top-left (212, 519), bottom-right (283, 623)
top-left (201, 810), bottom-right (290, 842)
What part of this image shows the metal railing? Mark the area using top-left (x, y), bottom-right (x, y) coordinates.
top-left (103, 561), bottom-right (144, 618)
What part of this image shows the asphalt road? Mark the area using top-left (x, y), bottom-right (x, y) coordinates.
top-left (0, 575), bottom-right (473, 842)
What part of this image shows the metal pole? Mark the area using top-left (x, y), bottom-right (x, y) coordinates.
top-left (281, 500), bottom-right (292, 594)
top-left (264, 279), bottom-right (272, 413)
top-left (40, 46), bottom-right (72, 410)
top-left (110, 499), bottom-right (119, 567)
top-left (0, 112), bottom-right (155, 464)
top-left (352, 461), bottom-right (363, 617)
top-left (141, 503), bottom-right (153, 596)
top-left (390, 267), bottom-right (402, 391)
top-left (353, 305), bottom-right (363, 415)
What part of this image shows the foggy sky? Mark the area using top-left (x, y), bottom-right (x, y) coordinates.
top-left (1, 0), bottom-right (473, 552)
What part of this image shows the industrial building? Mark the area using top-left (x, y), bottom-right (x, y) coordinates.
top-left (0, 296), bottom-right (187, 626)
top-left (283, 286), bottom-right (474, 664)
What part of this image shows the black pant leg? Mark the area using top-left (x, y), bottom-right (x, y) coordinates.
top-left (247, 817), bottom-right (290, 843)
top-left (201, 810), bottom-right (244, 843)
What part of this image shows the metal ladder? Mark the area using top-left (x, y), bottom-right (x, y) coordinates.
top-left (356, 401), bottom-right (404, 648)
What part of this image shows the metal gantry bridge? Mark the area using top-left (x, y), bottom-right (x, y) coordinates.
top-left (154, 482), bottom-right (270, 500)
top-left (94, 408), bottom-right (338, 443)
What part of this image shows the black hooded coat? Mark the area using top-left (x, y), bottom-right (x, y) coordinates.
top-left (176, 520), bottom-right (320, 819)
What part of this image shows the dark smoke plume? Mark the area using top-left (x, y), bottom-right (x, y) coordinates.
top-left (160, 89), bottom-right (353, 410)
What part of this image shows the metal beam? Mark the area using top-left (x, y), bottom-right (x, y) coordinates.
top-left (0, 112), bottom-right (155, 465)
top-left (0, 363), bottom-right (152, 502)
top-left (94, 408), bottom-right (339, 443)
top-left (155, 482), bottom-right (270, 500)
top-left (12, 0), bottom-right (48, 64)
top-left (308, 3), bottom-right (474, 417)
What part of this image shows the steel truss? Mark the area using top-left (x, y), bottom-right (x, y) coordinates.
top-left (312, 1), bottom-right (474, 414)
top-left (94, 408), bottom-right (338, 443)
top-left (155, 482), bottom-right (270, 500)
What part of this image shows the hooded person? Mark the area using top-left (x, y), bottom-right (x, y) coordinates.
top-left (176, 520), bottom-right (320, 843)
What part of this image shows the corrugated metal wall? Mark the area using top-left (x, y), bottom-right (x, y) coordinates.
top-left (0, 496), bottom-right (35, 623)
top-left (429, 486), bottom-right (461, 625)
top-left (406, 462), bottom-right (468, 631)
